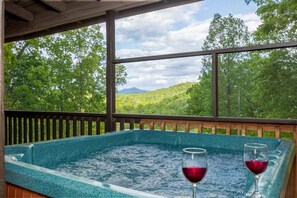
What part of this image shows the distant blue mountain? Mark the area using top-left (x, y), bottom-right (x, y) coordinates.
top-left (118, 87), bottom-right (149, 94)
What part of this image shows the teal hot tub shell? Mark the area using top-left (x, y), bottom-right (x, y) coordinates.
top-left (5, 130), bottom-right (296, 197)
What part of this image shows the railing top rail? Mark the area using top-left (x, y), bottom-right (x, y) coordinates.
top-left (113, 113), bottom-right (297, 125)
top-left (114, 41), bottom-right (297, 64)
top-left (4, 110), bottom-right (107, 118)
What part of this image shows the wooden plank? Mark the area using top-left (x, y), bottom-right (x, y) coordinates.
top-left (242, 124), bottom-right (246, 136)
top-left (29, 116), bottom-right (33, 142)
top-left (80, 119), bottom-right (84, 135)
top-left (129, 119), bottom-right (134, 130)
top-left (40, 117), bottom-right (44, 141)
top-left (52, 117), bottom-right (57, 139)
top-left (5, 1), bottom-right (142, 39)
top-left (185, 122), bottom-right (190, 132)
top-left (257, 127), bottom-right (263, 137)
top-left (0, 0), bottom-right (5, 193)
top-left (6, 183), bottom-right (47, 198)
top-left (73, 118), bottom-right (77, 137)
top-left (5, 1), bottom-right (34, 22)
top-left (59, 117), bottom-right (63, 139)
top-left (34, 116), bottom-right (39, 142)
top-left (18, 117), bottom-right (22, 144)
top-left (8, 116), bottom-right (12, 145)
top-left (13, 116), bottom-right (17, 144)
top-left (119, 119), bottom-right (124, 131)
top-left (40, 0), bottom-right (66, 12)
top-left (66, 116), bottom-right (70, 137)
top-left (96, 118), bottom-right (101, 135)
top-left (46, 117), bottom-right (50, 140)
top-left (88, 118), bottom-right (92, 135)
top-left (23, 115), bottom-right (28, 143)
top-left (160, 121), bottom-right (165, 131)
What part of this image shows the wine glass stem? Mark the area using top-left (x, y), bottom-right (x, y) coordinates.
top-left (254, 175), bottom-right (260, 194)
top-left (192, 183), bottom-right (197, 198)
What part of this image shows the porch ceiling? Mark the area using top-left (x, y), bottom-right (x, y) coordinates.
top-left (4, 0), bottom-right (200, 43)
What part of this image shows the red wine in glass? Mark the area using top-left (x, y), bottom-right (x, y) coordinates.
top-left (245, 161), bottom-right (268, 175)
top-left (244, 143), bottom-right (268, 198)
top-left (182, 167), bottom-right (207, 183)
top-left (182, 148), bottom-right (207, 198)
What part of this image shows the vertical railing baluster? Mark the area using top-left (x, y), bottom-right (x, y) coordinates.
top-left (66, 116), bottom-right (70, 138)
top-left (242, 124), bottom-right (246, 136)
top-left (198, 123), bottom-right (203, 133)
top-left (29, 116), bottom-right (33, 143)
top-left (8, 116), bottom-right (12, 145)
top-left (46, 116), bottom-right (50, 140)
top-left (13, 116), bottom-right (17, 144)
top-left (5, 116), bottom-right (8, 145)
top-left (130, 119), bottom-right (134, 130)
top-left (24, 115), bottom-right (28, 143)
top-left (59, 117), bottom-right (63, 139)
top-left (172, 122), bottom-right (177, 132)
top-left (34, 116), bottom-right (39, 142)
top-left (120, 119), bottom-right (124, 131)
top-left (185, 122), bottom-right (190, 132)
top-left (40, 116), bottom-right (44, 141)
top-left (80, 119), bottom-right (84, 136)
top-left (53, 117), bottom-right (57, 139)
top-left (96, 118), bottom-right (101, 135)
top-left (275, 126), bottom-right (280, 138)
top-left (160, 121), bottom-right (165, 131)
top-left (258, 127), bottom-right (263, 137)
top-left (73, 117), bottom-right (77, 137)
top-left (88, 117), bottom-right (92, 135)
top-left (211, 125), bottom-right (216, 134)
top-left (226, 124), bottom-right (231, 135)
top-left (18, 116), bottom-right (22, 144)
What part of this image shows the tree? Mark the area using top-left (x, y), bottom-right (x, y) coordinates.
top-left (187, 14), bottom-right (252, 117)
top-left (245, 0), bottom-right (297, 119)
top-left (4, 24), bottom-right (127, 112)
top-left (4, 40), bottom-right (51, 110)
top-left (246, 0), bottom-right (297, 43)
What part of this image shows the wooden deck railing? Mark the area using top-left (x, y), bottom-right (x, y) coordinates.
top-left (4, 111), bottom-right (297, 197)
top-left (4, 111), bottom-right (106, 145)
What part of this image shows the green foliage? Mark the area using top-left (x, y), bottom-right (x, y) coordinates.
top-left (187, 14), bottom-right (252, 117)
top-left (250, 0), bottom-right (297, 43)
top-left (252, 48), bottom-right (297, 118)
top-left (4, 25), bottom-right (127, 113)
top-left (4, 1), bottom-right (297, 120)
top-left (116, 82), bottom-right (194, 115)
top-left (250, 0), bottom-right (297, 119)
top-left (187, 1), bottom-right (297, 119)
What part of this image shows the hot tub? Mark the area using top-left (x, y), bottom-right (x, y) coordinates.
top-left (5, 130), bottom-right (295, 197)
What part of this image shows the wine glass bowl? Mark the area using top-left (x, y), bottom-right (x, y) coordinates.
top-left (244, 143), bottom-right (268, 198)
top-left (182, 148), bottom-right (207, 198)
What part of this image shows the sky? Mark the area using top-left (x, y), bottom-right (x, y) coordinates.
top-left (103, 0), bottom-right (261, 91)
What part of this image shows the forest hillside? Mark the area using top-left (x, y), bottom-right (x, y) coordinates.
top-left (116, 82), bottom-right (195, 115)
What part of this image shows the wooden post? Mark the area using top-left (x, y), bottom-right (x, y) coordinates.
top-left (212, 52), bottom-right (218, 117)
top-left (0, 0), bottom-right (5, 196)
top-left (105, 10), bottom-right (116, 133)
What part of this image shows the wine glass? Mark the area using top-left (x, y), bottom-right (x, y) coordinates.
top-left (244, 143), bottom-right (269, 198)
top-left (182, 148), bottom-right (207, 198)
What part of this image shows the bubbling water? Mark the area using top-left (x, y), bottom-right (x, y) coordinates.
top-left (53, 144), bottom-right (247, 197)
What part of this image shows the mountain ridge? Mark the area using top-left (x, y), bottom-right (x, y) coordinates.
top-left (118, 87), bottom-right (149, 94)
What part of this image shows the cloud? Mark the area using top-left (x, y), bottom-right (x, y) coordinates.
top-left (118, 56), bottom-right (203, 91)
top-left (234, 12), bottom-right (261, 32)
top-left (113, 2), bottom-right (262, 91)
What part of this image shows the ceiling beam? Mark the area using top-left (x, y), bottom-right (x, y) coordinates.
top-left (40, 0), bottom-right (67, 13)
top-left (5, 1), bottom-right (34, 22)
